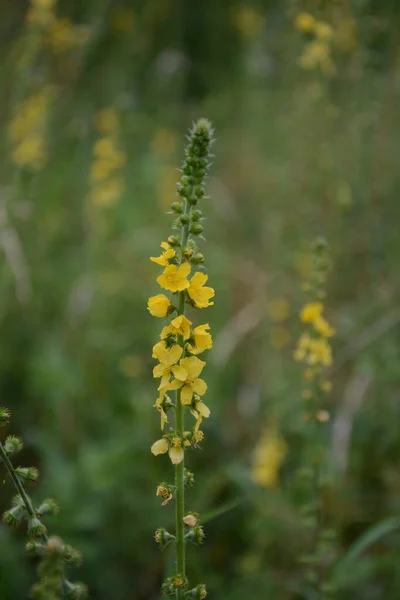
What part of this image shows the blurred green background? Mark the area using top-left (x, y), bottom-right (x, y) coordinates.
top-left (1, 0), bottom-right (400, 598)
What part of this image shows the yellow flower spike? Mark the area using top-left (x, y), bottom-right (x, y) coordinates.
top-left (300, 302), bottom-right (323, 323)
top-left (157, 263), bottom-right (191, 292)
top-left (187, 273), bottom-right (215, 308)
top-left (251, 425), bottom-right (287, 488)
top-left (168, 357), bottom-right (207, 405)
top-left (150, 242), bottom-right (176, 266)
top-left (147, 294), bottom-right (171, 317)
top-left (160, 315), bottom-right (192, 341)
top-left (151, 438), bottom-right (169, 456)
top-left (187, 324), bottom-right (213, 354)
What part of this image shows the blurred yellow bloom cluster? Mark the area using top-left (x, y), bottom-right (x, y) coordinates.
top-left (231, 5), bottom-right (265, 37)
top-left (295, 12), bottom-right (335, 75)
top-left (294, 301), bottom-right (335, 367)
top-left (251, 424), bottom-right (287, 488)
top-left (89, 109), bottom-right (126, 208)
top-left (8, 86), bottom-right (54, 170)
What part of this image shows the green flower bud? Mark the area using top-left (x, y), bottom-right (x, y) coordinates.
top-left (28, 517), bottom-right (47, 538)
top-left (4, 435), bottom-right (23, 455)
top-left (179, 214), bottom-right (190, 225)
top-left (37, 498), bottom-right (60, 517)
top-left (3, 503), bottom-right (25, 526)
top-left (190, 253), bottom-right (204, 265)
top-left (15, 466), bottom-right (39, 486)
top-left (171, 201), bottom-right (184, 213)
top-left (184, 469), bottom-right (195, 487)
top-left (191, 210), bottom-right (202, 222)
top-left (190, 223), bottom-right (203, 235)
top-left (0, 407), bottom-right (11, 426)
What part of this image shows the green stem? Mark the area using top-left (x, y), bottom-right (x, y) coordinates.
top-left (0, 441), bottom-right (38, 521)
top-left (175, 202), bottom-right (190, 598)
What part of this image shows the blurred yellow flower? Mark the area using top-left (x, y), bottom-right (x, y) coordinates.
top-left (270, 326), bottom-right (291, 349)
top-left (267, 297), bottom-right (290, 322)
top-left (120, 355), bottom-right (144, 378)
top-left (12, 135), bottom-right (45, 170)
top-left (295, 12), bottom-right (316, 33)
top-left (300, 302), bottom-right (323, 323)
top-left (231, 6), bottom-right (265, 37)
top-left (151, 128), bottom-right (179, 159)
top-left (298, 40), bottom-right (335, 75)
top-left (111, 7), bottom-right (135, 33)
top-left (251, 425), bottom-right (287, 488)
top-left (95, 108), bottom-right (119, 134)
top-left (91, 177), bottom-right (123, 207)
top-left (315, 21), bottom-right (334, 41)
top-left (313, 315), bottom-right (335, 338)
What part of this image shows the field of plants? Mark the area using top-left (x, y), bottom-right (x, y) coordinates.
top-left (1, 1), bottom-right (400, 599)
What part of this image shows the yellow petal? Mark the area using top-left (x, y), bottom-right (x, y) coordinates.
top-left (169, 446), bottom-right (184, 464)
top-left (168, 379), bottom-right (184, 391)
top-left (147, 294), bottom-right (171, 317)
top-left (197, 401), bottom-right (210, 417)
top-left (192, 378), bottom-right (207, 396)
top-left (170, 365), bottom-right (188, 381)
top-left (151, 438), bottom-right (169, 455)
top-left (190, 272), bottom-right (208, 288)
top-left (181, 384), bottom-right (193, 405)
top-left (153, 363), bottom-right (166, 378)
top-left (167, 344), bottom-right (183, 366)
top-left (180, 356), bottom-right (206, 379)
top-left (178, 262), bottom-right (191, 279)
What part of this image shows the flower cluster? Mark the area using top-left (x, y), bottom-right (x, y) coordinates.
top-left (148, 119), bottom-right (214, 598)
top-left (0, 408), bottom-right (86, 599)
top-left (89, 108), bottom-right (126, 208)
top-left (251, 423), bottom-right (287, 488)
top-left (26, 0), bottom-right (89, 52)
top-left (295, 12), bottom-right (335, 75)
top-left (8, 86), bottom-right (54, 170)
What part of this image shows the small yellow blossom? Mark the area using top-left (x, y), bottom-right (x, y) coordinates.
top-left (147, 294), bottom-right (171, 317)
top-left (300, 302), bottom-right (323, 323)
top-left (152, 344), bottom-right (185, 388)
top-left (151, 437), bottom-right (169, 456)
top-left (168, 356), bottom-right (207, 405)
top-left (157, 263), bottom-right (191, 293)
top-left (315, 22), bottom-right (334, 41)
top-left (313, 316), bottom-right (335, 338)
top-left (187, 272), bottom-right (215, 308)
top-left (95, 108), bottom-right (118, 134)
top-left (187, 323), bottom-right (213, 354)
top-left (150, 242), bottom-right (176, 266)
top-left (251, 425), bottom-right (287, 488)
top-left (151, 437), bottom-right (184, 464)
top-left (267, 298), bottom-right (290, 322)
top-left (189, 400), bottom-right (210, 430)
top-left (295, 12), bottom-right (316, 33)
top-left (161, 315), bottom-right (192, 341)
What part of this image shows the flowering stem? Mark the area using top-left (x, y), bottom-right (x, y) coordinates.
top-left (175, 201), bottom-right (191, 597)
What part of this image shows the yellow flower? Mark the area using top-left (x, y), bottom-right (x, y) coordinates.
top-left (320, 380), bottom-right (332, 393)
top-left (147, 294), bottom-right (171, 317)
top-left (313, 316), bottom-right (335, 338)
top-left (308, 339), bottom-right (332, 366)
top-left (91, 177), bottom-right (123, 207)
top-left (300, 302), bottom-right (323, 323)
top-left (187, 324), bottom-right (213, 354)
top-left (190, 400), bottom-right (211, 430)
top-left (150, 242), bottom-right (176, 266)
top-left (152, 344), bottom-right (186, 388)
top-left (294, 334), bottom-right (312, 362)
top-left (315, 21), bottom-right (334, 41)
top-left (151, 437), bottom-right (183, 464)
top-left (95, 108), bottom-right (118, 134)
top-left (168, 356), bottom-right (207, 405)
top-left (153, 391), bottom-right (168, 430)
top-left (295, 12), bottom-right (316, 33)
top-left (187, 272), bottom-right (215, 308)
top-left (157, 263), bottom-right (191, 292)
top-left (251, 425), bottom-right (287, 488)
top-left (161, 315), bottom-right (192, 341)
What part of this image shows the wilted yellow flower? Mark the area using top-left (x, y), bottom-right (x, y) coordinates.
top-left (151, 437), bottom-right (184, 464)
top-left (189, 400), bottom-right (211, 430)
top-left (187, 273), bottom-right (215, 308)
top-left (295, 12), bottom-right (316, 33)
top-left (251, 425), bottom-right (287, 488)
top-left (168, 356), bottom-right (207, 405)
top-left (153, 391), bottom-right (169, 430)
top-left (147, 294), bottom-right (171, 317)
top-left (157, 263), bottom-right (191, 292)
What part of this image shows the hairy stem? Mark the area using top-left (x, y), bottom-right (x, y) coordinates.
top-left (0, 441), bottom-right (38, 520)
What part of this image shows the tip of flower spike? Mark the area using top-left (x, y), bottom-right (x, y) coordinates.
top-left (194, 118), bottom-right (213, 134)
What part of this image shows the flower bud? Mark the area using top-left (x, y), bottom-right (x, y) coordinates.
top-left (171, 201), bottom-right (184, 213)
top-left (184, 469), bottom-right (195, 487)
top-left (179, 214), bottom-right (190, 225)
top-left (190, 223), bottom-right (204, 235)
top-left (183, 513), bottom-right (197, 527)
top-left (191, 210), bottom-right (202, 222)
top-left (4, 435), bottom-right (23, 455)
top-left (167, 235), bottom-right (180, 247)
top-left (0, 407), bottom-right (11, 426)
top-left (154, 527), bottom-right (175, 549)
top-left (27, 516), bottom-right (47, 538)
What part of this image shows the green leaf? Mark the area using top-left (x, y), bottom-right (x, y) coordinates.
top-left (332, 517), bottom-right (400, 586)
